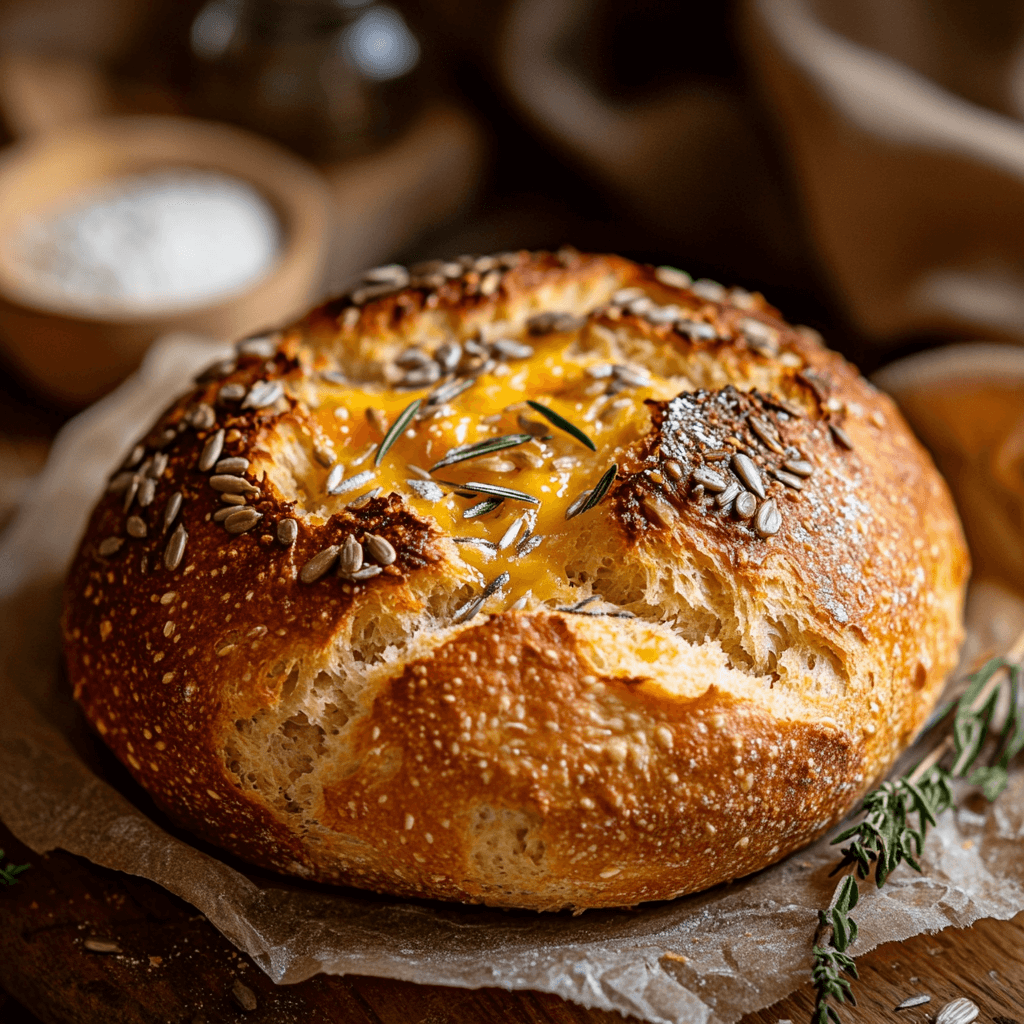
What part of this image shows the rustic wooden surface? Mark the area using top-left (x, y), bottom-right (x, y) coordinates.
top-left (1, 817), bottom-right (1023, 1024)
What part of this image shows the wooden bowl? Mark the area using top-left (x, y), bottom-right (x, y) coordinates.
top-left (0, 115), bottom-right (331, 406)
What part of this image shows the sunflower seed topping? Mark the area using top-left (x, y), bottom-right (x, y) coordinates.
top-left (98, 536), bottom-right (123, 557)
top-left (108, 471), bottom-right (134, 494)
top-left (693, 468), bottom-right (728, 493)
top-left (754, 499), bottom-right (782, 538)
top-left (215, 456), bottom-right (249, 475)
top-left (210, 474), bottom-right (258, 494)
top-left (84, 938), bottom-right (122, 954)
top-left (747, 416), bottom-right (785, 454)
top-left (137, 477), bottom-right (157, 507)
top-left (732, 452), bottom-right (766, 499)
top-left (611, 287), bottom-right (645, 305)
top-left (300, 545), bottom-right (339, 583)
top-left (236, 333), bottom-right (279, 358)
top-left (407, 478), bottom-right (445, 501)
top-left (782, 458), bottom-right (813, 477)
top-left (195, 357), bottom-right (235, 383)
top-left (526, 311), bottom-right (585, 334)
top-left (739, 317), bottom-right (779, 356)
top-left (464, 498), bottom-right (503, 518)
top-left (224, 508), bottom-right (262, 533)
top-left (401, 362), bottom-right (442, 388)
top-left (691, 278), bottom-right (726, 302)
top-left (147, 452), bottom-right (168, 478)
top-left (123, 443), bottom-right (145, 469)
top-left (185, 403), bottom-right (216, 430)
top-left (829, 422), bottom-right (854, 449)
top-left (705, 448), bottom-right (733, 461)
top-left (348, 487), bottom-right (382, 509)
top-left (213, 505), bottom-right (247, 522)
top-left (243, 380), bottom-right (284, 409)
top-left (363, 533), bottom-right (396, 565)
top-left (735, 491), bottom-right (757, 519)
top-left (452, 595), bottom-right (485, 624)
top-left (663, 459), bottom-right (684, 481)
top-left (894, 995), bottom-right (931, 1011)
top-left (276, 518), bottom-right (298, 545)
top-left (199, 430), bottom-right (225, 472)
top-left (677, 319), bottom-right (717, 341)
top-left (491, 338), bottom-right (533, 360)
top-left (164, 524), bottom-right (187, 570)
top-left (498, 516), bottom-right (525, 550)
top-left (934, 998), bottom-right (978, 1024)
top-left (348, 564), bottom-right (383, 581)
top-left (655, 266), bottom-right (692, 289)
top-left (126, 515), bottom-right (147, 538)
top-left (773, 468), bottom-right (805, 490)
top-left (220, 492), bottom-right (246, 505)
top-left (453, 536), bottom-right (498, 551)
top-left (434, 341), bottom-right (462, 373)
top-left (427, 375), bottom-right (476, 407)
top-left (328, 469), bottom-right (376, 496)
top-left (350, 281), bottom-right (403, 305)
top-left (162, 491), bottom-right (183, 533)
top-left (231, 978), bottom-right (258, 1012)
top-left (218, 382), bottom-right (247, 403)
top-left (715, 482), bottom-right (742, 508)
top-left (340, 534), bottom-right (364, 574)
top-left (122, 475), bottom-right (140, 511)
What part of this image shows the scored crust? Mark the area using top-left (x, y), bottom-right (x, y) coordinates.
top-left (62, 250), bottom-right (969, 911)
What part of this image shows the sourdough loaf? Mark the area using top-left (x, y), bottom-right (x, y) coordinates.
top-left (62, 250), bottom-right (969, 910)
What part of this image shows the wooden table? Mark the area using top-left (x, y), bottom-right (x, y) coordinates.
top-left (1, 816), bottom-right (1022, 1024)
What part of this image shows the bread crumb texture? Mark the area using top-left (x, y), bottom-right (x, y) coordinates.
top-left (62, 250), bottom-right (969, 910)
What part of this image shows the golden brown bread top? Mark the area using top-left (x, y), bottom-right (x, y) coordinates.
top-left (62, 250), bottom-right (969, 909)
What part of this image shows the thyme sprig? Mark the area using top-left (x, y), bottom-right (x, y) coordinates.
top-left (0, 848), bottom-right (29, 886)
top-left (811, 635), bottom-right (1024, 1024)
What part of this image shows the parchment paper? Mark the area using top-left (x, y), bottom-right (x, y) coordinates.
top-left (2, 335), bottom-right (1024, 1024)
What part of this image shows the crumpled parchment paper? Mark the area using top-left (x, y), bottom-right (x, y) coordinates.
top-left (2, 335), bottom-right (1024, 1024)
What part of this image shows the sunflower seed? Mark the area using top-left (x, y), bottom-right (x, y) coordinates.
top-left (162, 491), bottom-right (182, 532)
top-left (195, 356), bottom-right (236, 383)
top-left (730, 490), bottom-right (756, 519)
top-left (754, 499), bottom-right (782, 538)
top-left (186, 403), bottom-right (217, 430)
top-left (321, 370), bottom-right (349, 386)
top-left (220, 492), bottom-right (246, 505)
top-left (773, 469), bottom-right (804, 490)
top-left (453, 536), bottom-right (498, 552)
top-left (526, 311), bottom-right (584, 334)
top-left (407, 479), bottom-right (445, 501)
top-left (401, 362), bottom-right (442, 388)
top-left (479, 269), bottom-right (502, 296)
top-left (516, 534), bottom-right (543, 556)
top-left (199, 430), bottom-right (225, 472)
top-left (452, 595), bottom-right (484, 624)
top-left (224, 508), bottom-right (262, 534)
top-left (125, 515), bottom-right (146, 538)
top-left (218, 382), bottom-right (247, 403)
top-left (243, 380), bottom-right (284, 409)
top-left (407, 464), bottom-right (432, 480)
top-left (491, 338), bottom-right (533, 360)
top-left (152, 428), bottom-right (176, 448)
top-left (213, 457), bottom-right (247, 477)
top-left (146, 452), bottom-right (168, 479)
top-left (350, 281), bottom-right (403, 304)
top-left (655, 266), bottom-right (692, 289)
top-left (797, 370), bottom-right (830, 402)
top-left (473, 456), bottom-right (517, 473)
top-left (277, 518), bottom-right (298, 545)
top-left (236, 333), bottom-right (279, 358)
top-left (364, 408), bottom-right (387, 435)
top-left (829, 422), bottom-right (854, 450)
top-left (231, 978), bottom-right (258, 1012)
top-left (311, 445), bottom-right (335, 468)
top-left (84, 938), bottom-right (121, 954)
top-left (693, 468), bottom-right (727, 493)
top-left (705, 448), bottom-right (733, 461)
top-left (715, 482), bottom-right (742, 508)
top-left (934, 998), bottom-right (978, 1024)
top-left (782, 458), bottom-right (813, 477)
top-left (510, 595), bottom-right (529, 610)
top-left (210, 474), bottom-right (258, 494)
top-left (122, 475), bottom-right (140, 511)
top-left (739, 318), bottom-right (779, 356)
top-left (663, 459), bottom-right (684, 481)
top-left (328, 469), bottom-right (376, 496)
top-left (628, 296), bottom-right (655, 316)
top-left (427, 375), bottom-right (476, 407)
top-left (611, 287), bottom-right (645, 305)
top-left (122, 443), bottom-right (145, 469)
top-left (98, 536), bottom-right (123, 557)
top-left (396, 348), bottom-right (430, 369)
top-left (426, 341), bottom-right (458, 373)
top-left (348, 487), bottom-right (382, 509)
top-left (164, 524), bottom-right (187, 570)
top-left (732, 453), bottom-right (765, 499)
top-left (643, 493), bottom-right (672, 526)
top-left (679, 319), bottom-right (718, 341)
top-left (362, 263), bottom-right (409, 286)
top-left (497, 517), bottom-right (525, 550)
top-left (748, 416), bottom-right (784, 454)
top-left (894, 995), bottom-right (931, 1011)
top-left (347, 565), bottom-right (383, 581)
top-left (507, 449), bottom-right (546, 469)
top-left (108, 471), bottom-right (135, 494)
top-left (213, 504), bottom-right (247, 522)
top-left (364, 533), bottom-right (397, 566)
top-left (691, 278), bottom-right (726, 302)
top-left (646, 304), bottom-right (682, 325)
top-left (300, 545), bottom-right (339, 583)
top-left (411, 271), bottom-right (446, 289)
top-left (464, 499), bottom-right (503, 518)
top-left (339, 534), bottom-right (364, 574)
top-left (691, 483), bottom-right (705, 500)
top-left (137, 477), bottom-right (157, 507)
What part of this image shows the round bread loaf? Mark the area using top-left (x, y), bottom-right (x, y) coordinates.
top-left (62, 250), bottom-right (969, 911)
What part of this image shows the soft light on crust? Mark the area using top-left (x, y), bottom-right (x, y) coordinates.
top-left (62, 250), bottom-right (969, 910)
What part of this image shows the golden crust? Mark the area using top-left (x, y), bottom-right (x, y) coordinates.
top-left (62, 250), bottom-right (969, 910)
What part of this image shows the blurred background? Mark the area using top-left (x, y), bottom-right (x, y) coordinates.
top-left (3, 0), bottom-right (1024, 529)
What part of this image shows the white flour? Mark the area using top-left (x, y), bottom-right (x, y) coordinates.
top-left (14, 169), bottom-right (281, 312)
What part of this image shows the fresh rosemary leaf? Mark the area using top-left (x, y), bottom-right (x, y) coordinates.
top-left (463, 499), bottom-right (503, 518)
top-left (525, 400), bottom-right (596, 451)
top-left (579, 463), bottom-right (618, 514)
top-left (0, 849), bottom-right (29, 886)
top-left (461, 481), bottom-right (540, 505)
top-left (430, 433), bottom-right (533, 471)
top-left (374, 398), bottom-right (422, 467)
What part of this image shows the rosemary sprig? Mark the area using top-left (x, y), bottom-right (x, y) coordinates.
top-left (810, 635), bottom-right (1024, 1024)
top-left (0, 849), bottom-right (29, 886)
top-left (525, 400), bottom-right (596, 451)
top-left (430, 433), bottom-right (533, 471)
top-left (374, 398), bottom-right (422, 467)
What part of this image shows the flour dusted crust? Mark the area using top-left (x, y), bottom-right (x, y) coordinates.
top-left (62, 250), bottom-right (969, 910)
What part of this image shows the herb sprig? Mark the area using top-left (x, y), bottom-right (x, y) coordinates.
top-left (0, 849), bottom-right (29, 886)
top-left (811, 636), bottom-right (1024, 1024)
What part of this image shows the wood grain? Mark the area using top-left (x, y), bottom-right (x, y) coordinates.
top-left (1, 817), bottom-right (1022, 1024)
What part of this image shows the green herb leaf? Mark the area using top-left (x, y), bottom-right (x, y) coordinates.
top-left (430, 433), bottom-right (533, 471)
top-left (525, 400), bottom-right (596, 451)
top-left (0, 849), bottom-right (29, 886)
top-left (375, 398), bottom-right (422, 467)
top-left (579, 463), bottom-right (618, 514)
top-left (463, 499), bottom-right (503, 518)
top-left (460, 481), bottom-right (540, 505)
